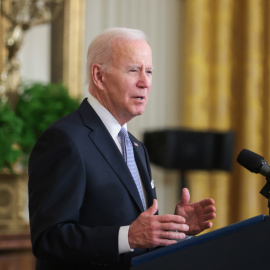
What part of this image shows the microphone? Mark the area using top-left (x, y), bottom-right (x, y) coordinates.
top-left (237, 149), bottom-right (270, 178)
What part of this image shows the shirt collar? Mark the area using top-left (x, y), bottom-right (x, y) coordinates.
top-left (87, 94), bottom-right (127, 140)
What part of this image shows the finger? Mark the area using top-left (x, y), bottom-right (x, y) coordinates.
top-left (156, 214), bottom-right (186, 224)
top-left (199, 198), bottom-right (215, 208)
top-left (204, 205), bottom-right (216, 215)
top-left (158, 222), bottom-right (189, 232)
top-left (204, 212), bottom-right (216, 221)
top-left (155, 239), bottom-right (178, 247)
top-left (180, 188), bottom-right (190, 204)
top-left (144, 199), bottom-right (158, 216)
top-left (160, 230), bottom-right (186, 241)
top-left (202, 221), bottom-right (213, 230)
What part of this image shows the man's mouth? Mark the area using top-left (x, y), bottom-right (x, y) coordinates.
top-left (134, 96), bottom-right (145, 100)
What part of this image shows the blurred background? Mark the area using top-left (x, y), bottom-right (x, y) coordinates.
top-left (0, 0), bottom-right (270, 268)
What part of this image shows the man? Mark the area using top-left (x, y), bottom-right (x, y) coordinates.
top-left (28, 28), bottom-right (216, 270)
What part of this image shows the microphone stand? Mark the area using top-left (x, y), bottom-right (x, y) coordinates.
top-left (259, 177), bottom-right (270, 214)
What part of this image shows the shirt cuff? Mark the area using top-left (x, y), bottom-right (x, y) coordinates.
top-left (118, 226), bottom-right (134, 254)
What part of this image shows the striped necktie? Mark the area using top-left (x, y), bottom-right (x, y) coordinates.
top-left (118, 127), bottom-right (146, 210)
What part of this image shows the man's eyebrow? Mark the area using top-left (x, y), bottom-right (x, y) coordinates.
top-left (128, 65), bottom-right (154, 70)
top-left (128, 65), bottom-right (140, 69)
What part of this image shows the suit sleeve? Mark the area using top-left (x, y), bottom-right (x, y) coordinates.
top-left (28, 127), bottom-right (120, 264)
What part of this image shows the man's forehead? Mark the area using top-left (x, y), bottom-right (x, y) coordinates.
top-left (112, 39), bottom-right (151, 54)
top-left (111, 39), bottom-right (152, 65)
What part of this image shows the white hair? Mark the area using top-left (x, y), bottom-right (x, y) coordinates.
top-left (86, 27), bottom-right (148, 85)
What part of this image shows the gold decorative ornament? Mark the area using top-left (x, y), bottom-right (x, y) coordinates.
top-left (0, 0), bottom-right (64, 108)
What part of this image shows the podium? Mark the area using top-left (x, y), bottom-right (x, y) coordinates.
top-left (131, 215), bottom-right (270, 270)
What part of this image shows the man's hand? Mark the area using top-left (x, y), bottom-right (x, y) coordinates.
top-left (128, 199), bottom-right (189, 249)
top-left (175, 188), bottom-right (216, 235)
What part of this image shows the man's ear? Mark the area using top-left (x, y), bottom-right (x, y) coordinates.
top-left (92, 64), bottom-right (105, 90)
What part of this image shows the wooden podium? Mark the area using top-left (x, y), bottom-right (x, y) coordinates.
top-left (131, 215), bottom-right (270, 270)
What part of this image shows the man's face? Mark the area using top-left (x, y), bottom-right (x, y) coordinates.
top-left (100, 39), bottom-right (153, 125)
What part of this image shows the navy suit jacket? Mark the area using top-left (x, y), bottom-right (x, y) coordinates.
top-left (28, 99), bottom-right (157, 270)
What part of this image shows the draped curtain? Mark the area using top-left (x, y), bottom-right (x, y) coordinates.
top-left (51, 0), bottom-right (85, 99)
top-left (181, 0), bottom-right (270, 229)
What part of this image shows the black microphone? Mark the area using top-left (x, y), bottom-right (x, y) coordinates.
top-left (237, 149), bottom-right (270, 178)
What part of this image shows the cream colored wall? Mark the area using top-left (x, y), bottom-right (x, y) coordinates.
top-left (18, 24), bottom-right (51, 84)
top-left (19, 0), bottom-right (183, 215)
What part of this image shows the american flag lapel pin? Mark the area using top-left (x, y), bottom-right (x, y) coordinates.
top-left (134, 142), bottom-right (139, 147)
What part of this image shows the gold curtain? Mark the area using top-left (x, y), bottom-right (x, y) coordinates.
top-left (181, 0), bottom-right (270, 230)
top-left (51, 0), bottom-right (85, 99)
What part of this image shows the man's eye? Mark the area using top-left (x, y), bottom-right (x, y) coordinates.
top-left (146, 70), bottom-right (153, 75)
top-left (129, 69), bottom-right (137, 72)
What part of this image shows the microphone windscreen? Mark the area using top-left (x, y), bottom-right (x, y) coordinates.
top-left (237, 149), bottom-right (264, 173)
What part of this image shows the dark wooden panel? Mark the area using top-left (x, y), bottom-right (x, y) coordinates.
top-left (0, 226), bottom-right (35, 270)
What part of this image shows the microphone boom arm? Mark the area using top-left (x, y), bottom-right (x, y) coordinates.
top-left (260, 178), bottom-right (270, 200)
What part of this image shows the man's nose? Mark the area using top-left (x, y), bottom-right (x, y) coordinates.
top-left (137, 71), bottom-right (152, 88)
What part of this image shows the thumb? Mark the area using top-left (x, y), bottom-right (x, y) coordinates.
top-left (180, 188), bottom-right (190, 205)
top-left (144, 199), bottom-right (158, 216)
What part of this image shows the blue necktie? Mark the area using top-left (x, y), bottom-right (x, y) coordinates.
top-left (118, 127), bottom-right (146, 210)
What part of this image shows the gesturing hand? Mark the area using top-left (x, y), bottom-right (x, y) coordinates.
top-left (128, 199), bottom-right (189, 249)
top-left (175, 188), bottom-right (216, 235)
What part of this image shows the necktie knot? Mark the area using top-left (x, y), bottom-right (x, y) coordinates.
top-left (119, 127), bottom-right (132, 149)
top-left (119, 127), bottom-right (129, 139)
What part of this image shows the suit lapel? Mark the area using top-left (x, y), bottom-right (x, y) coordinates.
top-left (78, 99), bottom-right (145, 212)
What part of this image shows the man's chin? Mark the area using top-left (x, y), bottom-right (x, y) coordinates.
top-left (134, 109), bottom-right (145, 117)
top-left (134, 104), bottom-right (147, 115)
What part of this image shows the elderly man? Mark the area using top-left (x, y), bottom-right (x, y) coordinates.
top-left (28, 28), bottom-right (216, 270)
